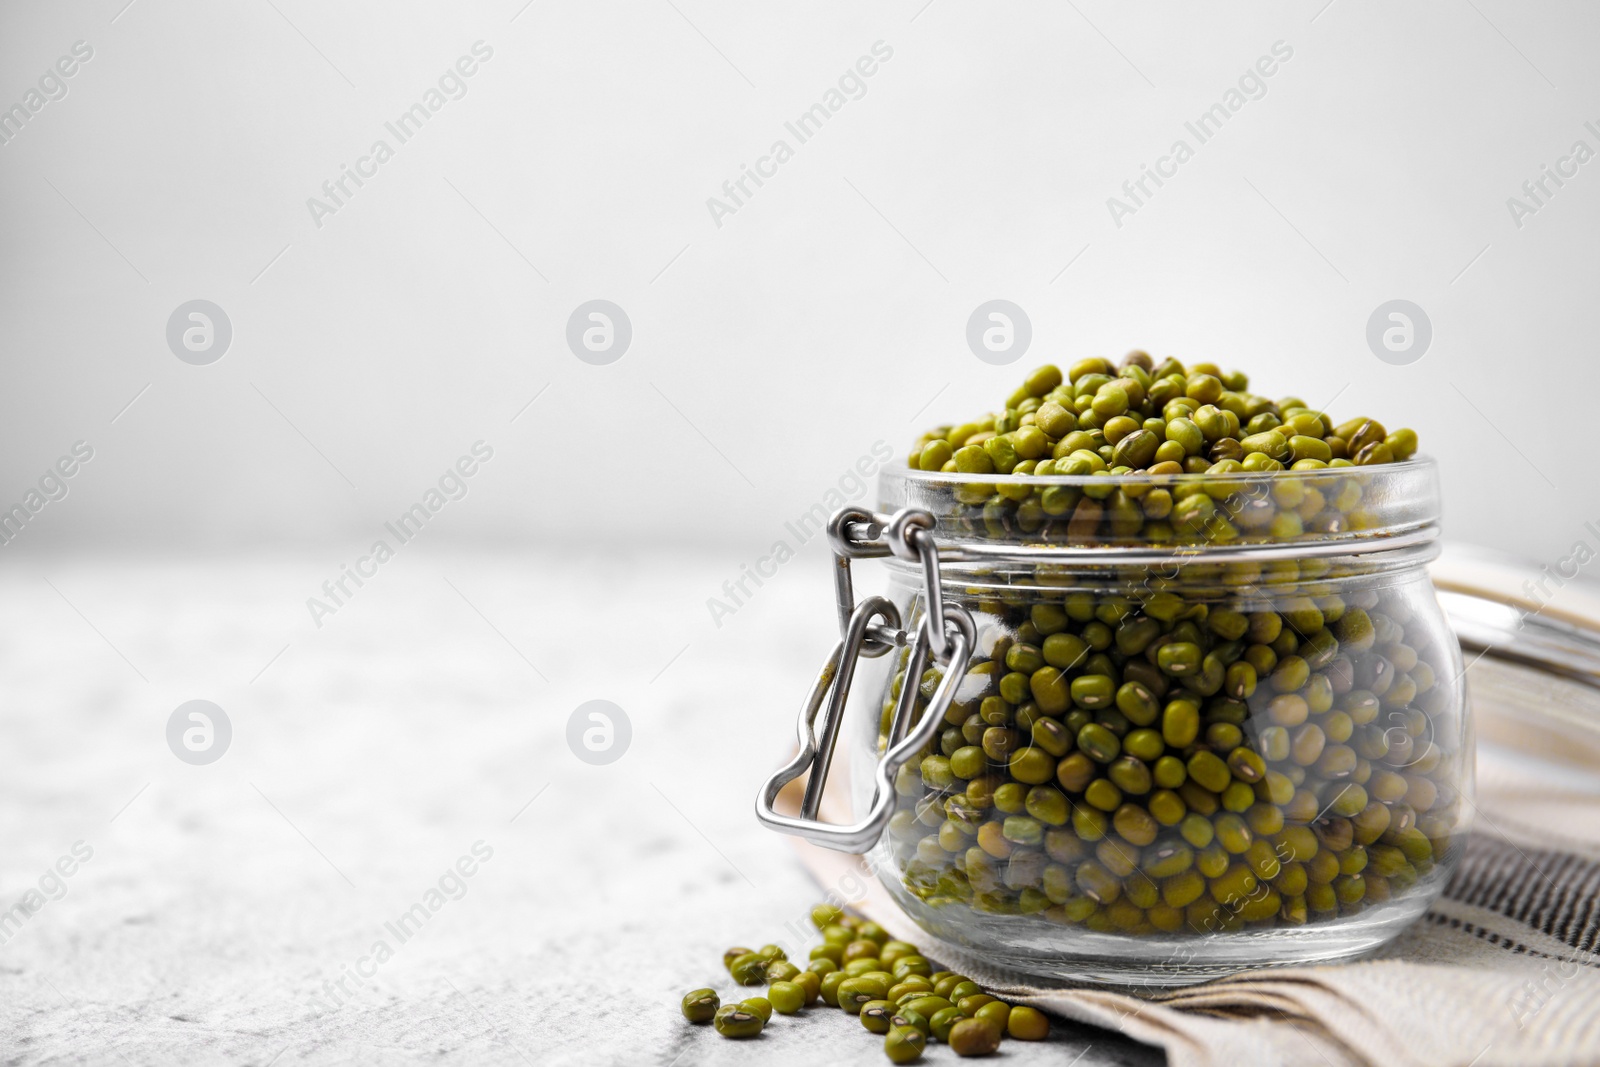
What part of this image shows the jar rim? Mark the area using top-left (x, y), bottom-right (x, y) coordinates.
top-left (887, 454), bottom-right (1437, 489)
top-left (876, 454), bottom-right (1440, 560)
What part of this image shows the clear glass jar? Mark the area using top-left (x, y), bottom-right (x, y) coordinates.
top-left (759, 457), bottom-right (1470, 985)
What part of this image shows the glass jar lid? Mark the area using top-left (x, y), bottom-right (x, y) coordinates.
top-left (1435, 546), bottom-right (1600, 783)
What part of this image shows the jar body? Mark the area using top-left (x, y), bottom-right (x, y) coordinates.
top-left (851, 555), bottom-right (1471, 983)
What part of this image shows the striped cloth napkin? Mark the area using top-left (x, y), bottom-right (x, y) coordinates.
top-left (791, 550), bottom-right (1600, 1066)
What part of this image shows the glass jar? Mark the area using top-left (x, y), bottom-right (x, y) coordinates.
top-left (758, 457), bottom-right (1470, 984)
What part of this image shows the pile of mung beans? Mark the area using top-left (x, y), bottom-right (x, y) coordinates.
top-left (907, 353), bottom-right (1418, 545)
top-left (882, 356), bottom-right (1457, 937)
top-left (680, 903), bottom-right (1049, 1060)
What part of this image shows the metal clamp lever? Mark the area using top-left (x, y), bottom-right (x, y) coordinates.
top-left (755, 590), bottom-right (974, 853)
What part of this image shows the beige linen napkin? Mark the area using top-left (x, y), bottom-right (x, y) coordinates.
top-left (788, 558), bottom-right (1600, 1066)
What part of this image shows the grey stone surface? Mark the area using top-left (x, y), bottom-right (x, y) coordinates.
top-left (0, 551), bottom-right (1163, 1066)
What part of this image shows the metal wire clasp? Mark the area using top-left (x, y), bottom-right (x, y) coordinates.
top-left (755, 506), bottom-right (976, 853)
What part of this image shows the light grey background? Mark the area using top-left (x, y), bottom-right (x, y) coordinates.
top-left (1, 0), bottom-right (1595, 560)
top-left (3, 2), bottom-right (1599, 1064)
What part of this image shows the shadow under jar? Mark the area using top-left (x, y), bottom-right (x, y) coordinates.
top-left (758, 458), bottom-right (1471, 985)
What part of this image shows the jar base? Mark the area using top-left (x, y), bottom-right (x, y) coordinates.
top-left (884, 870), bottom-right (1444, 988)
top-left (943, 935), bottom-right (1389, 987)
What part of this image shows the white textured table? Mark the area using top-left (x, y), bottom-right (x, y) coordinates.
top-left (0, 550), bottom-right (1162, 1066)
